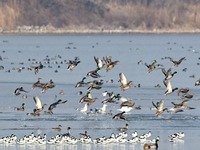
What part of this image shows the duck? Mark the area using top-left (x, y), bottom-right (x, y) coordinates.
top-left (103, 56), bottom-right (119, 72)
top-left (52, 125), bottom-right (62, 132)
top-left (161, 68), bottom-right (177, 80)
top-left (112, 111), bottom-right (126, 120)
top-left (15, 103), bottom-right (25, 111)
top-left (119, 100), bottom-right (141, 113)
top-left (14, 87), bottom-right (29, 95)
top-left (177, 88), bottom-right (189, 96)
top-left (167, 56), bottom-right (186, 67)
top-left (144, 60), bottom-right (162, 73)
top-left (79, 91), bottom-right (93, 103)
top-left (62, 127), bottom-right (71, 137)
top-left (86, 68), bottom-right (101, 78)
top-left (119, 72), bottom-right (132, 91)
top-left (181, 93), bottom-right (193, 99)
top-left (75, 77), bottom-right (87, 88)
top-left (66, 57), bottom-right (80, 71)
top-left (118, 123), bottom-right (129, 132)
top-left (171, 100), bottom-right (195, 110)
top-left (163, 79), bottom-right (178, 95)
top-left (143, 138), bottom-right (159, 149)
top-left (44, 99), bottom-right (67, 114)
top-left (195, 79), bottom-right (200, 86)
top-left (94, 56), bottom-right (105, 70)
top-left (79, 103), bottom-right (89, 113)
top-left (32, 77), bottom-right (42, 89)
top-left (152, 100), bottom-right (168, 116)
top-left (27, 96), bottom-right (46, 116)
top-left (33, 62), bottom-right (44, 74)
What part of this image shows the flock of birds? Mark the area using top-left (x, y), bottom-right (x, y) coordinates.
top-left (0, 38), bottom-right (200, 150)
top-left (0, 129), bottom-right (184, 149)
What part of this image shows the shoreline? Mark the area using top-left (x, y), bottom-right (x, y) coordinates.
top-left (1, 28), bottom-right (200, 35)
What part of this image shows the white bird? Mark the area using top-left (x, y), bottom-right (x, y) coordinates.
top-left (119, 72), bottom-right (132, 91)
top-left (163, 79), bottom-right (178, 95)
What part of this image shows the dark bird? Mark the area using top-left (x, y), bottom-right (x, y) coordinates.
top-left (161, 68), bottom-right (177, 80)
top-left (15, 103), bottom-right (25, 111)
top-left (45, 99), bottom-right (67, 114)
top-left (75, 77), bottom-right (87, 88)
top-left (167, 57), bottom-right (186, 67)
top-left (66, 57), bottom-right (80, 71)
top-left (86, 68), bottom-right (101, 78)
top-left (33, 62), bottom-right (44, 74)
top-left (112, 111), bottom-right (126, 120)
top-left (144, 60), bottom-right (162, 73)
top-left (168, 100), bottom-right (195, 113)
top-left (14, 87), bottom-right (29, 95)
top-left (177, 88), bottom-right (189, 96)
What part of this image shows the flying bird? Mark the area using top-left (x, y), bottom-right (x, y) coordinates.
top-left (119, 72), bottom-right (132, 91)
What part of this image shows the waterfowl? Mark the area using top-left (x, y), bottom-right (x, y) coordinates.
top-left (167, 56), bottom-right (186, 67)
top-left (118, 123), bottom-right (129, 132)
top-left (143, 138), bottom-right (159, 149)
top-left (52, 125), bottom-right (62, 132)
top-left (79, 91), bottom-right (93, 103)
top-left (41, 79), bottom-right (55, 93)
top-left (152, 100), bottom-right (167, 116)
top-left (181, 93), bottom-right (193, 99)
top-left (14, 87), bottom-right (28, 95)
top-left (112, 111), bottom-right (126, 120)
top-left (195, 79), bottom-right (200, 86)
top-left (16, 103), bottom-right (25, 111)
top-left (171, 100), bottom-right (195, 110)
top-left (144, 60), bottom-right (162, 73)
top-left (66, 57), bottom-right (80, 71)
top-left (33, 62), bottom-right (44, 74)
top-left (119, 100), bottom-right (141, 113)
top-left (161, 68), bottom-right (177, 80)
top-left (86, 68), bottom-right (101, 78)
top-left (103, 56), bottom-right (119, 72)
top-left (45, 99), bottom-right (68, 114)
top-left (75, 77), bottom-right (87, 88)
top-left (87, 79), bottom-right (103, 91)
top-left (80, 131), bottom-right (88, 139)
top-left (62, 127), bottom-right (71, 137)
top-left (119, 72), bottom-right (132, 91)
top-left (94, 56), bottom-right (105, 70)
top-left (96, 103), bottom-right (108, 114)
top-left (177, 88), bottom-right (189, 96)
top-left (163, 79), bottom-right (178, 95)
top-left (32, 77), bottom-right (42, 89)
top-left (31, 96), bottom-right (46, 115)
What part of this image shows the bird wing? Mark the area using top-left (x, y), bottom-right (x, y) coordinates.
top-left (120, 100), bottom-right (134, 108)
top-left (166, 79), bottom-right (172, 92)
top-left (152, 101), bottom-right (158, 109)
top-left (119, 73), bottom-right (128, 85)
top-left (158, 100), bottom-right (164, 112)
top-left (33, 96), bottom-right (42, 109)
top-left (161, 68), bottom-right (167, 76)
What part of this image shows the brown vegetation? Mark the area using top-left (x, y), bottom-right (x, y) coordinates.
top-left (0, 0), bottom-right (200, 33)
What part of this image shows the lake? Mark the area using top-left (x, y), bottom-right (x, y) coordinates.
top-left (0, 33), bottom-right (199, 150)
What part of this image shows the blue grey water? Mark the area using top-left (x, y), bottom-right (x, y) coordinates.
top-left (0, 34), bottom-right (199, 150)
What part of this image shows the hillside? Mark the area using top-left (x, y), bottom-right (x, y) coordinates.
top-left (0, 0), bottom-right (200, 33)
